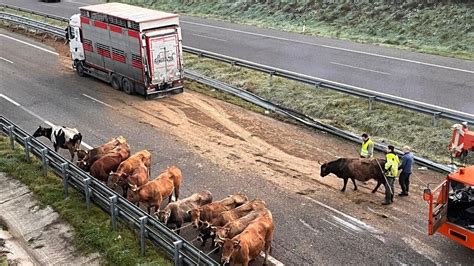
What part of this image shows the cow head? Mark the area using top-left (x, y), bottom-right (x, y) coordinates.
top-left (232, 193), bottom-right (248, 205)
top-left (33, 126), bottom-right (46, 138)
top-left (221, 239), bottom-right (240, 264)
top-left (214, 226), bottom-right (230, 241)
top-left (76, 149), bottom-right (89, 161)
top-left (187, 208), bottom-right (201, 228)
top-left (127, 183), bottom-right (140, 203)
top-left (110, 172), bottom-right (128, 186)
top-left (156, 209), bottom-right (171, 224)
top-left (320, 162), bottom-right (331, 177)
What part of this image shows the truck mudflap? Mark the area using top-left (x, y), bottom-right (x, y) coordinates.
top-left (145, 86), bottom-right (184, 100)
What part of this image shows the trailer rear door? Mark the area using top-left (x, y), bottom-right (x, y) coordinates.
top-left (427, 180), bottom-right (448, 235)
top-left (145, 29), bottom-right (181, 84)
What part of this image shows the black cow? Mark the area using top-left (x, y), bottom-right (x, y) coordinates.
top-left (33, 125), bottom-right (82, 161)
top-left (320, 158), bottom-right (387, 193)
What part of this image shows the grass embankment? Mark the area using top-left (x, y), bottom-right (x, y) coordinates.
top-left (182, 53), bottom-right (471, 165)
top-left (2, 7), bottom-right (67, 28)
top-left (123, 0), bottom-right (473, 59)
top-left (0, 135), bottom-right (171, 265)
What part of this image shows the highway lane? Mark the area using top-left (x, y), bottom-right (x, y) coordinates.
top-left (1, 0), bottom-right (473, 115)
top-left (3, 29), bottom-right (470, 265)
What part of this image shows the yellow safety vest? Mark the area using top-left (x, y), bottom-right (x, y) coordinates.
top-left (360, 139), bottom-right (374, 158)
top-left (385, 153), bottom-right (400, 177)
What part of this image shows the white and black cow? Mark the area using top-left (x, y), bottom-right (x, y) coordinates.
top-left (33, 125), bottom-right (82, 161)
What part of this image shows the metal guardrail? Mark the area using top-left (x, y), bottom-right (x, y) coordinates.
top-left (0, 116), bottom-right (219, 266)
top-left (0, 8), bottom-right (455, 173)
top-left (1, 3), bottom-right (472, 125)
top-left (185, 70), bottom-right (454, 174)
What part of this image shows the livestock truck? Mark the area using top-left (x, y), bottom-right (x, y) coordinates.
top-left (67, 2), bottom-right (184, 99)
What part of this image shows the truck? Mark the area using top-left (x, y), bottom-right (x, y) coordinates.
top-left (423, 124), bottom-right (474, 250)
top-left (67, 2), bottom-right (184, 99)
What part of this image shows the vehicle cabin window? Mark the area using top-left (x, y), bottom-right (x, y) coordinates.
top-left (69, 26), bottom-right (75, 40)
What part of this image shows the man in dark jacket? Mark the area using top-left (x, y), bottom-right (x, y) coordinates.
top-left (398, 145), bottom-right (414, 196)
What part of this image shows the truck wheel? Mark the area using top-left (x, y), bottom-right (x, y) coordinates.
top-left (76, 61), bottom-right (85, 77)
top-left (111, 74), bottom-right (121, 90)
top-left (122, 78), bottom-right (134, 95)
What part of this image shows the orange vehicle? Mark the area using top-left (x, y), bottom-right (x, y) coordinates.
top-left (423, 165), bottom-right (474, 250)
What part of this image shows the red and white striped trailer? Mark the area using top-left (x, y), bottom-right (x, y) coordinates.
top-left (67, 3), bottom-right (184, 98)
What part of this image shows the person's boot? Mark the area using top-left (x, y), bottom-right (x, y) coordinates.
top-left (382, 201), bottom-right (392, 205)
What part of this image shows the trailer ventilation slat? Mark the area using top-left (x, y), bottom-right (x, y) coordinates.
top-left (108, 16), bottom-right (127, 28)
top-left (112, 48), bottom-right (126, 63)
top-left (132, 54), bottom-right (142, 69)
top-left (83, 39), bottom-right (93, 52)
top-left (96, 43), bottom-right (111, 58)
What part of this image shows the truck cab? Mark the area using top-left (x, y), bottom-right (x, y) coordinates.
top-left (424, 166), bottom-right (474, 250)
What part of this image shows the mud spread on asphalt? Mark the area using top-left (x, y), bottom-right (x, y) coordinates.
top-left (46, 35), bottom-right (449, 257)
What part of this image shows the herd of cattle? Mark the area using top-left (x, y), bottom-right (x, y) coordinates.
top-left (32, 125), bottom-right (274, 265)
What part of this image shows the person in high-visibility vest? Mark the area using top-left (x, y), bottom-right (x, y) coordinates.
top-left (382, 145), bottom-right (400, 205)
top-left (360, 133), bottom-right (374, 158)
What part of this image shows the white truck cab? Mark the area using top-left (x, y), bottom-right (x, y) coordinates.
top-left (67, 14), bottom-right (85, 62)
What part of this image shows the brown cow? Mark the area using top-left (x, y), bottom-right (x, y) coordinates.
top-left (188, 193), bottom-right (248, 247)
top-left (124, 162), bottom-right (149, 203)
top-left (204, 199), bottom-right (267, 229)
top-left (127, 166), bottom-right (182, 214)
top-left (89, 153), bottom-right (124, 183)
top-left (320, 158), bottom-right (388, 193)
top-left (155, 191), bottom-right (213, 235)
top-left (110, 150), bottom-right (151, 197)
top-left (221, 213), bottom-right (274, 266)
top-left (76, 136), bottom-right (128, 171)
top-left (200, 199), bottom-right (266, 250)
top-left (213, 209), bottom-right (271, 247)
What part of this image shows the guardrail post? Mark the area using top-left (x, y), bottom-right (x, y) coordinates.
top-left (84, 177), bottom-right (91, 211)
top-left (268, 71), bottom-right (274, 85)
top-left (139, 216), bottom-right (148, 256)
top-left (23, 136), bottom-right (31, 162)
top-left (368, 96), bottom-right (376, 111)
top-left (7, 125), bottom-right (15, 149)
top-left (432, 112), bottom-right (441, 127)
top-left (61, 162), bottom-right (69, 197)
top-left (314, 82), bottom-right (321, 90)
top-left (109, 196), bottom-right (118, 231)
top-left (198, 52), bottom-right (202, 63)
top-left (40, 148), bottom-right (48, 177)
top-left (173, 240), bottom-right (183, 266)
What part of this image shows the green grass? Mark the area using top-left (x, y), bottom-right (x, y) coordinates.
top-left (0, 135), bottom-right (171, 266)
top-left (182, 53), bottom-right (472, 165)
top-left (122, 0), bottom-right (473, 59)
top-left (1, 7), bottom-right (67, 28)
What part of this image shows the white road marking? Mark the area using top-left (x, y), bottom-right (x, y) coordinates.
top-left (330, 61), bottom-right (391, 75)
top-left (261, 253), bottom-right (284, 266)
top-left (1, 93), bottom-right (92, 150)
top-left (82, 94), bottom-right (115, 109)
top-left (298, 219), bottom-right (319, 234)
top-left (332, 215), bottom-right (362, 232)
top-left (0, 34), bottom-right (59, 55)
top-left (321, 218), bottom-right (355, 236)
top-left (0, 94), bottom-right (20, 106)
top-left (182, 21), bottom-right (474, 74)
top-left (64, 0), bottom-right (88, 5)
top-left (305, 196), bottom-right (382, 235)
top-left (191, 33), bottom-right (227, 42)
top-left (0, 57), bottom-right (14, 64)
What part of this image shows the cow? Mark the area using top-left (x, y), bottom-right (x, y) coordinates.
top-left (33, 125), bottom-right (82, 161)
top-left (221, 213), bottom-right (274, 266)
top-left (199, 199), bottom-right (266, 251)
top-left (110, 150), bottom-right (151, 197)
top-left (123, 162), bottom-right (150, 204)
top-left (76, 136), bottom-right (128, 171)
top-left (320, 158), bottom-right (387, 193)
top-left (213, 209), bottom-right (271, 247)
top-left (89, 152), bottom-right (123, 183)
top-left (188, 193), bottom-right (248, 247)
top-left (155, 191), bottom-right (213, 235)
top-left (127, 166), bottom-right (183, 214)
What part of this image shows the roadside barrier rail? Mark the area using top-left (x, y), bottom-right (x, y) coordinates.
top-left (0, 116), bottom-right (219, 266)
top-left (0, 9), bottom-right (457, 173)
top-left (1, 4), bottom-right (472, 125)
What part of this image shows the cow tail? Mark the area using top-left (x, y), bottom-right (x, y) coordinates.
top-left (74, 133), bottom-right (82, 150)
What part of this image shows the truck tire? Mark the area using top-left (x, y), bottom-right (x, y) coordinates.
top-left (111, 74), bottom-right (121, 90)
top-left (76, 61), bottom-right (85, 77)
top-left (122, 78), bottom-right (134, 95)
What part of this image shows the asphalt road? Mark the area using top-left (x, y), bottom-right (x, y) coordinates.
top-left (1, 29), bottom-right (474, 265)
top-left (1, 0), bottom-right (473, 115)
